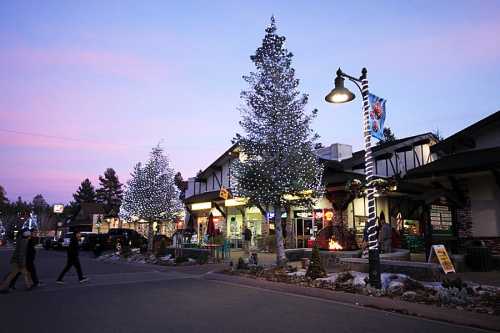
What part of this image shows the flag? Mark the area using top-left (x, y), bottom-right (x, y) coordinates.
top-left (368, 94), bottom-right (387, 140)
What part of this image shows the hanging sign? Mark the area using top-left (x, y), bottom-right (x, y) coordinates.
top-left (428, 244), bottom-right (456, 274)
top-left (368, 93), bottom-right (387, 140)
top-left (219, 187), bottom-right (230, 200)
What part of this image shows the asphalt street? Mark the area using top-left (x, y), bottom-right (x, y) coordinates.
top-left (0, 247), bottom-right (490, 333)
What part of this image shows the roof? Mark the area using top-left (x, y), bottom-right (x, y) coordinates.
top-left (68, 203), bottom-right (106, 226)
top-left (184, 190), bottom-right (224, 204)
top-left (323, 170), bottom-right (365, 187)
top-left (431, 110), bottom-right (500, 154)
top-left (197, 143), bottom-right (238, 180)
top-left (340, 133), bottom-right (437, 170)
top-left (405, 147), bottom-right (500, 179)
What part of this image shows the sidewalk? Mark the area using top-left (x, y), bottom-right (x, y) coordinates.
top-left (205, 272), bottom-right (500, 332)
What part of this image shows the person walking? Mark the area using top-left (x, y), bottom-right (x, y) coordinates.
top-left (0, 229), bottom-right (33, 292)
top-left (8, 229), bottom-right (41, 290)
top-left (243, 226), bottom-right (252, 256)
top-left (56, 231), bottom-right (89, 284)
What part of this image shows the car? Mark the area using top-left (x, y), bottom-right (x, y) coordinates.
top-left (107, 228), bottom-right (147, 250)
top-left (81, 232), bottom-right (108, 251)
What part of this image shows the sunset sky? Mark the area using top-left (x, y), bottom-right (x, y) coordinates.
top-left (1, 0), bottom-right (499, 204)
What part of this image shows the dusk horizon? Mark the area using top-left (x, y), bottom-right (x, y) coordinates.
top-left (1, 0), bottom-right (499, 204)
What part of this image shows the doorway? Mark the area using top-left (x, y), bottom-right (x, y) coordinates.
top-left (295, 218), bottom-right (313, 248)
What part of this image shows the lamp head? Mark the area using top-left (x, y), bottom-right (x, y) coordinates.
top-left (325, 72), bottom-right (355, 104)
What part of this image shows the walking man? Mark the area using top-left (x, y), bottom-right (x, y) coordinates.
top-left (0, 229), bottom-right (33, 292)
top-left (8, 229), bottom-right (41, 289)
top-left (56, 231), bottom-right (89, 284)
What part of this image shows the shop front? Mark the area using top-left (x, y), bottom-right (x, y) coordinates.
top-left (290, 202), bottom-right (335, 248)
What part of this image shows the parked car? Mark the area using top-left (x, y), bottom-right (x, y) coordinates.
top-left (107, 228), bottom-right (147, 250)
top-left (81, 232), bottom-right (108, 251)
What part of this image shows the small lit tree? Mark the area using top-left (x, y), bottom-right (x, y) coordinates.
top-left (121, 145), bottom-right (183, 252)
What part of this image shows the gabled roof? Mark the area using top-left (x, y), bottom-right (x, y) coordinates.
top-left (196, 143), bottom-right (238, 181)
top-left (340, 133), bottom-right (437, 170)
top-left (431, 110), bottom-right (500, 154)
top-left (405, 147), bottom-right (500, 179)
top-left (68, 203), bottom-right (106, 226)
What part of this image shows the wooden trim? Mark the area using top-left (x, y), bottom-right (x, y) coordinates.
top-left (213, 202), bottom-right (226, 218)
top-left (213, 172), bottom-right (221, 188)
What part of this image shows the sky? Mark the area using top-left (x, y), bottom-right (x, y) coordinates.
top-left (1, 0), bottom-right (499, 204)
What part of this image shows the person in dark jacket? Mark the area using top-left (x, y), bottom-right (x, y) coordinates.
top-left (9, 229), bottom-right (40, 289)
top-left (56, 231), bottom-right (89, 284)
top-left (0, 229), bottom-right (33, 292)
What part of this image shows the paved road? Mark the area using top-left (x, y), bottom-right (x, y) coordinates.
top-left (0, 247), bottom-right (489, 333)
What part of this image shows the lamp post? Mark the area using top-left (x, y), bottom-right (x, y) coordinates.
top-left (325, 67), bottom-right (381, 288)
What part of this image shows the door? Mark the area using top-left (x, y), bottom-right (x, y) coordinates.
top-left (295, 218), bottom-right (313, 248)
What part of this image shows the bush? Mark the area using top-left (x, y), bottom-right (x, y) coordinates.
top-left (175, 256), bottom-right (188, 264)
top-left (237, 257), bottom-right (248, 270)
top-left (442, 277), bottom-right (467, 290)
top-left (306, 244), bottom-right (326, 279)
top-left (196, 252), bottom-right (209, 265)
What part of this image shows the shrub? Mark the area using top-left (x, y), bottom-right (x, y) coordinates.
top-left (237, 257), bottom-right (248, 270)
top-left (175, 256), bottom-right (188, 264)
top-left (442, 277), bottom-right (467, 290)
top-left (306, 244), bottom-right (326, 279)
top-left (196, 252), bottom-right (209, 265)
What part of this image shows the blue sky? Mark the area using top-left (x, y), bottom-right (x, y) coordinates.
top-left (1, 0), bottom-right (499, 203)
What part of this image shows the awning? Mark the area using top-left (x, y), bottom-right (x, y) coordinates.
top-left (184, 191), bottom-right (224, 204)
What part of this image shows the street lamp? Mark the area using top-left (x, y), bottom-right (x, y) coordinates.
top-left (325, 67), bottom-right (381, 289)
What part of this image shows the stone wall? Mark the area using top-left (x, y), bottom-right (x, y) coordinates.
top-left (456, 180), bottom-right (473, 238)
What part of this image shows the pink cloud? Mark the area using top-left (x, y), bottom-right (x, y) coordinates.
top-left (1, 47), bottom-right (170, 81)
top-left (0, 131), bottom-right (128, 153)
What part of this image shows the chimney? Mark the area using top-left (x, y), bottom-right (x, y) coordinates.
top-left (315, 143), bottom-right (353, 161)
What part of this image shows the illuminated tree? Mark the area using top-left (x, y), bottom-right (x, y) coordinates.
top-left (232, 17), bottom-right (323, 266)
top-left (122, 145), bottom-right (183, 251)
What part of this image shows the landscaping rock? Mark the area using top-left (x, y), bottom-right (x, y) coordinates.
top-left (402, 291), bottom-right (417, 301)
top-left (387, 281), bottom-right (405, 296)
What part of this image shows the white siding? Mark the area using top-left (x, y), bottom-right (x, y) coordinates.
top-left (469, 174), bottom-right (500, 237)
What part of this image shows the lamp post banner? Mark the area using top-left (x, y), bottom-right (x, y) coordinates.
top-left (368, 94), bottom-right (386, 140)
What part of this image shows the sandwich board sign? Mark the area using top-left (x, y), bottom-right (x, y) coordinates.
top-left (428, 244), bottom-right (455, 274)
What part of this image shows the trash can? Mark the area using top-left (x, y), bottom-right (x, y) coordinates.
top-left (465, 240), bottom-right (492, 271)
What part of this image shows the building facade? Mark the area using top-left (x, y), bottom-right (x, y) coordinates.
top-left (183, 133), bottom-right (438, 250)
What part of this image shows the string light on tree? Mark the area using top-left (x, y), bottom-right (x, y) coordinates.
top-left (232, 16), bottom-right (324, 266)
top-left (121, 144), bottom-right (183, 252)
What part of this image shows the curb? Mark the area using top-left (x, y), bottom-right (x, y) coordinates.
top-left (204, 272), bottom-right (500, 332)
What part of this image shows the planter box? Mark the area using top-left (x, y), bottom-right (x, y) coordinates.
top-left (340, 257), bottom-right (443, 281)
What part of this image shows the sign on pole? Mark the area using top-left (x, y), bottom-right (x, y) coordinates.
top-left (429, 244), bottom-right (456, 274)
top-left (53, 204), bottom-right (64, 214)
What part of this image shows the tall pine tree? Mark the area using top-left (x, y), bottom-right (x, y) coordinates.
top-left (32, 194), bottom-right (49, 215)
top-left (233, 17), bottom-right (323, 266)
top-left (73, 179), bottom-right (97, 205)
top-left (0, 185), bottom-right (8, 214)
top-left (96, 168), bottom-right (123, 216)
top-left (121, 145), bottom-right (183, 251)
